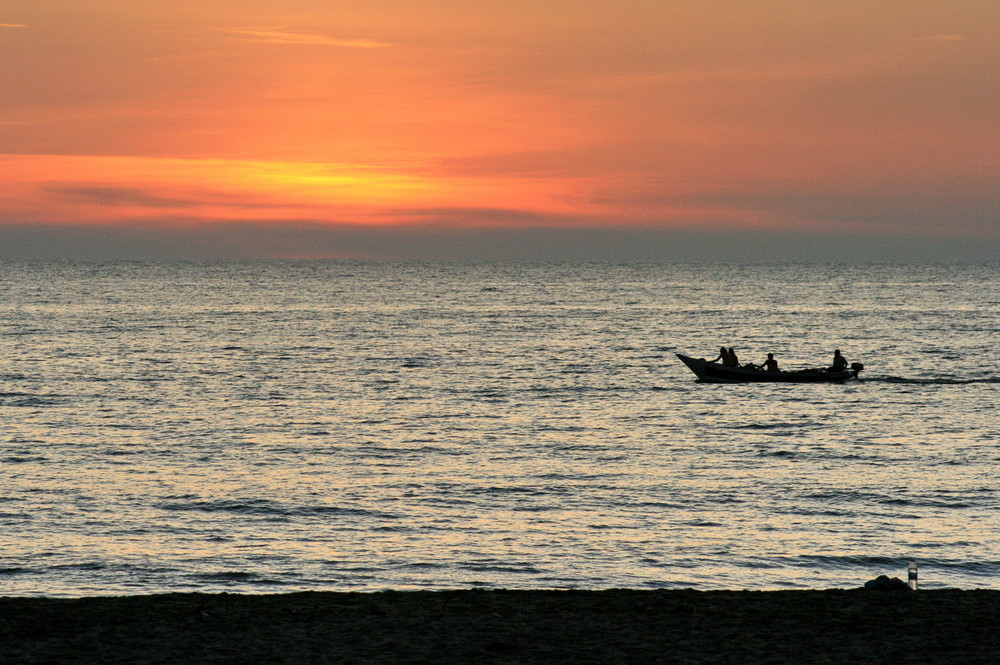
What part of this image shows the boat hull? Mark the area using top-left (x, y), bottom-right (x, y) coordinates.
top-left (676, 354), bottom-right (860, 383)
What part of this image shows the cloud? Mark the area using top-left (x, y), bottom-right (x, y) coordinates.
top-left (926, 34), bottom-right (971, 41)
top-left (390, 206), bottom-right (587, 228)
top-left (44, 184), bottom-right (296, 211)
top-left (220, 27), bottom-right (389, 48)
top-left (48, 186), bottom-right (203, 209)
top-left (0, 23), bottom-right (28, 28)
top-left (0, 221), bottom-right (995, 262)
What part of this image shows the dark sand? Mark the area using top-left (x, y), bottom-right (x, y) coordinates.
top-left (2, 589), bottom-right (998, 664)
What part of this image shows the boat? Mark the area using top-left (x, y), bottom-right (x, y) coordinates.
top-left (676, 354), bottom-right (864, 383)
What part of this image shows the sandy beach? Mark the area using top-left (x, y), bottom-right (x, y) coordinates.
top-left (2, 589), bottom-right (998, 664)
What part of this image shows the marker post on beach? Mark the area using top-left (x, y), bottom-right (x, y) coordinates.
top-left (908, 562), bottom-right (918, 590)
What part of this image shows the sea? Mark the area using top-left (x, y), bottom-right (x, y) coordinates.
top-left (1, 261), bottom-right (998, 597)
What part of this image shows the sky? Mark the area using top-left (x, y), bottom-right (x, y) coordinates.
top-left (1, 0), bottom-right (997, 260)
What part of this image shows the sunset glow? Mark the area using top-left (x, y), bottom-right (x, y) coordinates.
top-left (1, 1), bottom-right (997, 259)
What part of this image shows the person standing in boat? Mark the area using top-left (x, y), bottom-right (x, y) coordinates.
top-left (708, 347), bottom-right (730, 364)
top-left (830, 349), bottom-right (848, 372)
top-left (761, 353), bottom-right (780, 372)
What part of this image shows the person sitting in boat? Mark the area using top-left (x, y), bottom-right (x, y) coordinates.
top-left (725, 347), bottom-right (740, 367)
top-left (708, 347), bottom-right (730, 364)
top-left (761, 353), bottom-right (780, 372)
top-left (830, 349), bottom-right (847, 372)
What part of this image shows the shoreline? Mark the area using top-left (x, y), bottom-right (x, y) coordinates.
top-left (2, 588), bottom-right (999, 664)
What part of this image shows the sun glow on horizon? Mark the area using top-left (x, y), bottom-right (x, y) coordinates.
top-left (1, 154), bottom-right (605, 226)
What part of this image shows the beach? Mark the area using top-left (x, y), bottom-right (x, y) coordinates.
top-left (2, 589), bottom-right (999, 664)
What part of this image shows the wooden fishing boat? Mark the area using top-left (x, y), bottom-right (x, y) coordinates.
top-left (676, 354), bottom-right (863, 383)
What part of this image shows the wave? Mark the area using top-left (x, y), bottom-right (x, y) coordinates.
top-left (0, 567), bottom-right (30, 576)
top-left (193, 571), bottom-right (260, 582)
top-left (731, 422), bottom-right (818, 430)
top-left (802, 489), bottom-right (983, 509)
top-left (460, 562), bottom-right (545, 574)
top-left (785, 554), bottom-right (1000, 576)
top-left (2, 455), bottom-right (48, 463)
top-left (1, 396), bottom-right (66, 407)
top-left (156, 499), bottom-right (401, 520)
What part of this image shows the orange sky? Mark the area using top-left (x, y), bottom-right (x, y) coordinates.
top-left (1, 1), bottom-right (997, 259)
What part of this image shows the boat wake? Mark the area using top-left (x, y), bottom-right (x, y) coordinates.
top-left (870, 376), bottom-right (1000, 385)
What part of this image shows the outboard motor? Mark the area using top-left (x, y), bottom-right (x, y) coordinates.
top-left (850, 362), bottom-right (864, 377)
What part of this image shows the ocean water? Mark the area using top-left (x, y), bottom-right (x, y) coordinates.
top-left (1, 261), bottom-right (998, 597)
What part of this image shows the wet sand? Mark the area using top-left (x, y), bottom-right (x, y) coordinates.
top-left (2, 589), bottom-right (998, 664)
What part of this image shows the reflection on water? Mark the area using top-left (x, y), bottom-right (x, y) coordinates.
top-left (1, 261), bottom-right (998, 596)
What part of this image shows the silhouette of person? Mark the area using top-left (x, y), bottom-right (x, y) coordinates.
top-left (709, 347), bottom-right (730, 364)
top-left (762, 353), bottom-right (780, 372)
top-left (725, 347), bottom-right (740, 367)
top-left (831, 349), bottom-right (847, 371)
